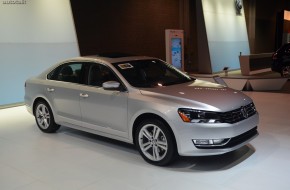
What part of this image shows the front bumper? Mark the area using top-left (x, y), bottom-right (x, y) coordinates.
top-left (173, 113), bottom-right (259, 156)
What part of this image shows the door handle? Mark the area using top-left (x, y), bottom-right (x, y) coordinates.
top-left (80, 93), bottom-right (89, 98)
top-left (47, 88), bottom-right (55, 92)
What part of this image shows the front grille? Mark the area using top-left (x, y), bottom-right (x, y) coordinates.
top-left (219, 103), bottom-right (257, 124)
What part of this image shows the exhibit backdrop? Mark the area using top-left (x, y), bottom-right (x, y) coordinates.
top-left (0, 0), bottom-right (79, 106)
top-left (198, 0), bottom-right (250, 73)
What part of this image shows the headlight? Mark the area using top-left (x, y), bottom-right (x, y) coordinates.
top-left (178, 108), bottom-right (222, 123)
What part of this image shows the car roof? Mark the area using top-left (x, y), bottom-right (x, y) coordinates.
top-left (68, 54), bottom-right (156, 64)
top-left (37, 54), bottom-right (158, 80)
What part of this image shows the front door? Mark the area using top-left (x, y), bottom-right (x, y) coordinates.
top-left (79, 63), bottom-right (128, 138)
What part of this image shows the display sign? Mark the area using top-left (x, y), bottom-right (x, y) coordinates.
top-left (165, 29), bottom-right (184, 71)
top-left (171, 38), bottom-right (182, 69)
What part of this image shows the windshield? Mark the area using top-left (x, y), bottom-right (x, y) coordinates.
top-left (112, 59), bottom-right (193, 88)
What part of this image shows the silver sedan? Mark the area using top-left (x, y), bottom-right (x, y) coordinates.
top-left (25, 55), bottom-right (259, 166)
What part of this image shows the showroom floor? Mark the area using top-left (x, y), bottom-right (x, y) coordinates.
top-left (1, 92), bottom-right (290, 190)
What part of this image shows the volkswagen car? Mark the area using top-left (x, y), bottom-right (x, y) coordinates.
top-left (25, 54), bottom-right (259, 166)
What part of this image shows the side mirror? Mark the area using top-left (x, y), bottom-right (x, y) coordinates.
top-left (102, 81), bottom-right (121, 90)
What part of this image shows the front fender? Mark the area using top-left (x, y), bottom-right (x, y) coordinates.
top-left (127, 104), bottom-right (180, 143)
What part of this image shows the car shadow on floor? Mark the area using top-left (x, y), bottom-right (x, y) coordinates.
top-left (57, 126), bottom-right (255, 171)
top-left (57, 126), bottom-right (138, 155)
top-left (169, 144), bottom-right (255, 171)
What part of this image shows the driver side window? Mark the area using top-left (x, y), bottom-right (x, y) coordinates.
top-left (88, 64), bottom-right (119, 87)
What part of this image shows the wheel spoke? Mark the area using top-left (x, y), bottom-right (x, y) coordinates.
top-left (157, 141), bottom-right (167, 150)
top-left (40, 105), bottom-right (45, 114)
top-left (39, 117), bottom-right (44, 125)
top-left (153, 127), bottom-right (161, 139)
top-left (45, 113), bottom-right (50, 119)
top-left (43, 118), bottom-right (49, 128)
top-left (142, 128), bottom-right (152, 140)
top-left (141, 142), bottom-right (152, 151)
top-left (37, 109), bottom-right (43, 116)
top-left (44, 107), bottom-right (49, 115)
top-left (153, 126), bottom-right (157, 137)
top-left (153, 146), bottom-right (160, 160)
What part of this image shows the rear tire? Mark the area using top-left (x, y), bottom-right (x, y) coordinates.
top-left (34, 101), bottom-right (60, 133)
top-left (135, 119), bottom-right (177, 166)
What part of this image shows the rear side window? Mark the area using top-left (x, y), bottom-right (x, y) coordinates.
top-left (47, 63), bottom-right (83, 84)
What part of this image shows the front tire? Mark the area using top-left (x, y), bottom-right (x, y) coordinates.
top-left (34, 101), bottom-right (60, 133)
top-left (135, 119), bottom-right (177, 166)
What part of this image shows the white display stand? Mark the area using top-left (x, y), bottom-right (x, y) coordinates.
top-left (239, 53), bottom-right (272, 75)
top-left (165, 29), bottom-right (184, 71)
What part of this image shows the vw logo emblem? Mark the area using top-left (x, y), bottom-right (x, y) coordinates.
top-left (241, 106), bottom-right (248, 118)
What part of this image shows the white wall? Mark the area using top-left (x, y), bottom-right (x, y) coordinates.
top-left (202, 0), bottom-right (250, 73)
top-left (0, 0), bottom-right (79, 105)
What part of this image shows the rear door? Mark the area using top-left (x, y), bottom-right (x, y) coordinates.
top-left (45, 62), bottom-right (85, 126)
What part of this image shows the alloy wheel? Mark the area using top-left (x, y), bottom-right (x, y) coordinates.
top-left (138, 124), bottom-right (168, 162)
top-left (36, 104), bottom-right (51, 130)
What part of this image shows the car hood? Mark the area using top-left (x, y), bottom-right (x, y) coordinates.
top-left (139, 79), bottom-right (253, 112)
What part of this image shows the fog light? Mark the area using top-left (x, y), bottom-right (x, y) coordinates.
top-left (193, 139), bottom-right (213, 145)
top-left (213, 139), bottom-right (224, 144)
top-left (193, 138), bottom-right (230, 147)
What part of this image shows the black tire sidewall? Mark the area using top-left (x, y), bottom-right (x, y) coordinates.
top-left (135, 119), bottom-right (177, 166)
